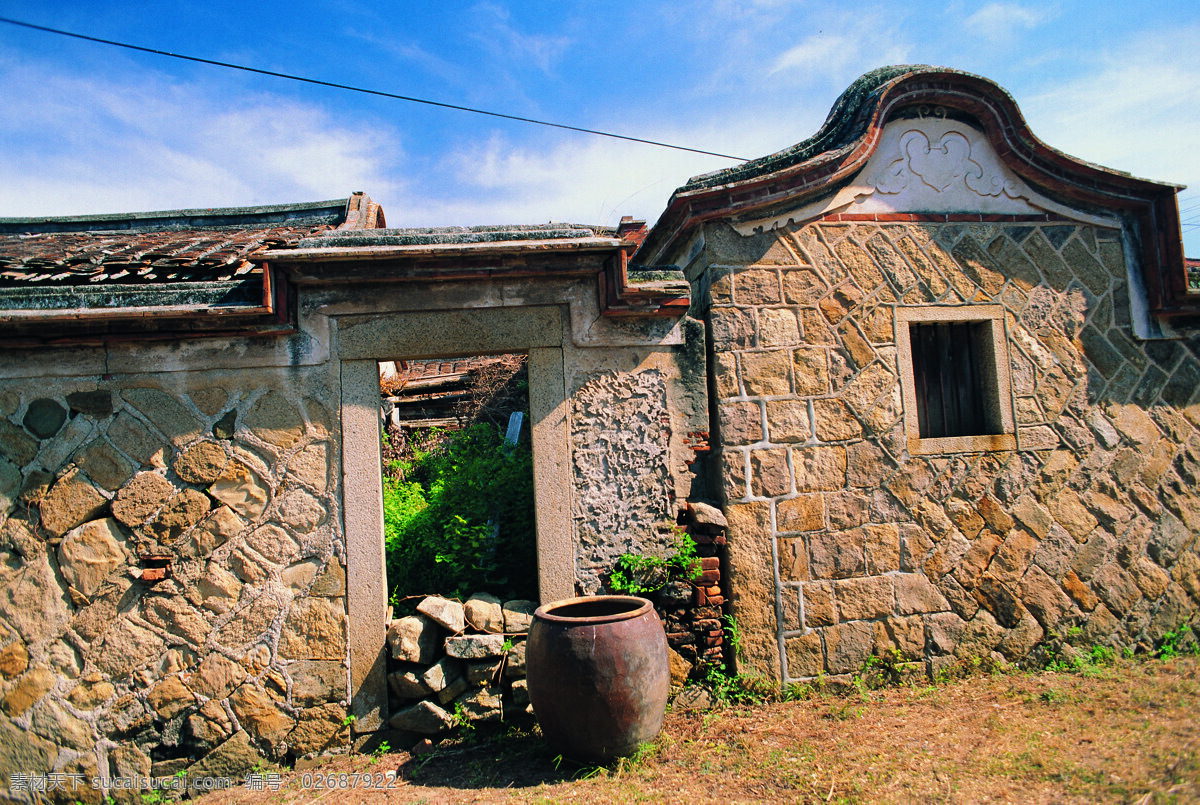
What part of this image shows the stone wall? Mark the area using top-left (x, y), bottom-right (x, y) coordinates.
top-left (0, 372), bottom-right (348, 798)
top-left (571, 369), bottom-right (675, 592)
top-left (384, 593), bottom-right (535, 734)
top-left (0, 289), bottom-right (710, 798)
top-left (698, 218), bottom-right (1200, 682)
top-left (565, 333), bottom-right (711, 596)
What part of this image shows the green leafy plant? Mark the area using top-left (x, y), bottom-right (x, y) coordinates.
top-left (934, 653), bottom-right (1007, 683)
top-left (722, 614), bottom-right (744, 662)
top-left (1045, 643), bottom-right (1117, 676)
top-left (700, 664), bottom-right (777, 706)
top-left (140, 786), bottom-right (170, 805)
top-left (384, 423), bottom-right (537, 603)
top-left (1155, 622), bottom-right (1199, 659)
top-left (451, 702), bottom-right (475, 732)
top-left (342, 714), bottom-right (357, 727)
top-left (860, 648), bottom-right (911, 688)
top-left (370, 740), bottom-right (391, 763)
top-left (608, 529), bottom-right (700, 595)
top-left (783, 672), bottom-right (823, 701)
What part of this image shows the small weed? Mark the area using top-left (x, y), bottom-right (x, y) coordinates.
top-left (612, 740), bottom-right (661, 776)
top-left (783, 680), bottom-right (817, 700)
top-left (369, 740), bottom-right (391, 763)
top-left (1040, 688), bottom-right (1062, 703)
top-left (824, 700), bottom-right (866, 721)
top-left (1046, 643), bottom-right (1118, 676)
top-left (700, 664), bottom-right (777, 706)
top-left (859, 648), bottom-right (912, 689)
top-left (935, 654), bottom-right (1006, 683)
top-left (549, 739), bottom-right (660, 782)
top-left (551, 754), bottom-right (606, 780)
top-left (138, 776), bottom-right (183, 805)
top-left (342, 714), bottom-right (357, 727)
top-left (1155, 621), bottom-right (1199, 659)
top-left (722, 614), bottom-right (744, 661)
top-left (451, 702), bottom-right (476, 740)
top-left (408, 751), bottom-right (436, 781)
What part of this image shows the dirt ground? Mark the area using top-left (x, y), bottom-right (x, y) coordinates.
top-left (196, 655), bottom-right (1198, 804)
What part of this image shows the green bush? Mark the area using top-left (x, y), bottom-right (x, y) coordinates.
top-left (384, 424), bottom-right (537, 606)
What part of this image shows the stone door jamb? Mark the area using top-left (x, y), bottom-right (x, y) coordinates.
top-left (336, 305), bottom-right (573, 731)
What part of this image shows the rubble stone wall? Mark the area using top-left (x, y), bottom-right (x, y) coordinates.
top-left (384, 593), bottom-right (535, 735)
top-left (697, 218), bottom-right (1200, 683)
top-left (0, 370), bottom-right (348, 798)
top-left (564, 333), bottom-right (712, 597)
top-left (0, 285), bottom-right (710, 797)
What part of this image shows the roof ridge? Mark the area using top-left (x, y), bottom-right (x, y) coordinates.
top-left (0, 198), bottom-right (353, 235)
top-left (681, 64), bottom-right (939, 192)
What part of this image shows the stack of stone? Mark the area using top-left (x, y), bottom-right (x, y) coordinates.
top-left (386, 592), bottom-right (536, 734)
top-left (653, 502), bottom-right (729, 671)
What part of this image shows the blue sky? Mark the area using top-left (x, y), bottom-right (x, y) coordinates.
top-left (0, 2), bottom-right (1197, 254)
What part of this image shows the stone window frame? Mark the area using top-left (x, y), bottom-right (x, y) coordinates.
top-left (336, 305), bottom-right (574, 732)
top-left (895, 304), bottom-right (1015, 455)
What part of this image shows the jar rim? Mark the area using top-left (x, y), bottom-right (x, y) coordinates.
top-left (534, 595), bottom-right (654, 624)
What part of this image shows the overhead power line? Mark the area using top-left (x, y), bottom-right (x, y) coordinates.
top-left (0, 15), bottom-right (749, 162)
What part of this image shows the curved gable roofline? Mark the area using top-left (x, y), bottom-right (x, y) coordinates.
top-left (638, 66), bottom-right (1187, 314)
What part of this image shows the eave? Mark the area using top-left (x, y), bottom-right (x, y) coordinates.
top-left (0, 265), bottom-right (294, 347)
top-left (263, 237), bottom-right (691, 318)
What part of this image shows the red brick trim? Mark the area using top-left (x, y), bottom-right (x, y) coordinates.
top-left (598, 248), bottom-right (691, 318)
top-left (819, 212), bottom-right (1077, 224)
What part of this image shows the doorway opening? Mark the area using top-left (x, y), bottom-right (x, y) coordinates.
top-left (376, 354), bottom-right (538, 613)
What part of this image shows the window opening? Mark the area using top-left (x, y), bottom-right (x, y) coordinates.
top-left (896, 305), bottom-right (1015, 454)
top-left (378, 354), bottom-right (538, 612)
top-left (909, 321), bottom-right (988, 438)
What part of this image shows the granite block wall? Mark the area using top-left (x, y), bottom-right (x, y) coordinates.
top-left (700, 219), bottom-right (1200, 683)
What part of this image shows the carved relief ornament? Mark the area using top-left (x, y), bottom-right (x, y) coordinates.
top-left (735, 117), bottom-right (1118, 234)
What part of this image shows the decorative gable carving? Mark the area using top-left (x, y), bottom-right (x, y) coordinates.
top-left (734, 116), bottom-right (1118, 234)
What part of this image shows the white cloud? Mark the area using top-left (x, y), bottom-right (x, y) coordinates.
top-left (771, 35), bottom-right (854, 74)
top-left (379, 97), bottom-right (838, 229)
top-left (1020, 26), bottom-right (1200, 254)
top-left (344, 30), bottom-right (467, 87)
top-left (469, 2), bottom-right (571, 76)
top-left (391, 131), bottom-right (734, 228)
top-left (0, 62), bottom-right (402, 216)
top-left (768, 12), bottom-right (912, 83)
top-left (1021, 28), bottom-right (1200, 187)
top-left (964, 3), bottom-right (1054, 42)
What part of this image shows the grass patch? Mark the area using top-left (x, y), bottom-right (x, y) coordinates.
top-left (192, 656), bottom-right (1200, 805)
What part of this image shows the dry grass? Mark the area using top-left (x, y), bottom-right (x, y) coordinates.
top-left (196, 655), bottom-right (1198, 804)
